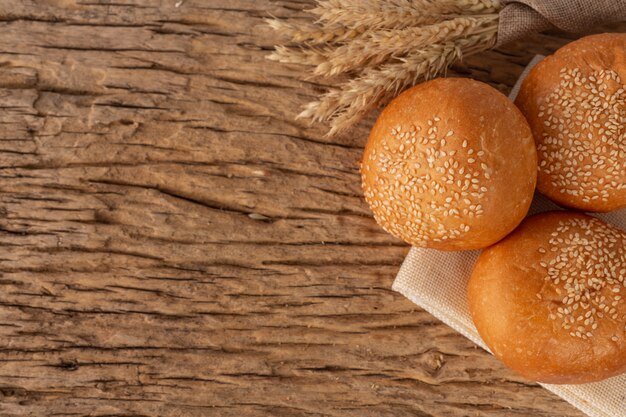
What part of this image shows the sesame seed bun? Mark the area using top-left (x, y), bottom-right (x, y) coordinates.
top-left (361, 78), bottom-right (537, 250)
top-left (468, 211), bottom-right (626, 384)
top-left (515, 33), bottom-right (626, 212)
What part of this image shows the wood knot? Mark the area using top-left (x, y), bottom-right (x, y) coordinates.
top-left (56, 360), bottom-right (79, 371)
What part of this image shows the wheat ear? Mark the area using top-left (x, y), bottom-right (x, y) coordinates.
top-left (268, 0), bottom-right (502, 135)
top-left (312, 0), bottom-right (501, 29)
top-left (302, 31), bottom-right (498, 135)
top-left (265, 19), bottom-right (363, 45)
top-left (314, 16), bottom-right (498, 77)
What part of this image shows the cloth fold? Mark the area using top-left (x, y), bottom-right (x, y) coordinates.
top-left (392, 56), bottom-right (626, 417)
top-left (497, 0), bottom-right (626, 46)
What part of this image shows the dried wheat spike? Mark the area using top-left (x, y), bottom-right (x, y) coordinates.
top-left (269, 0), bottom-right (502, 135)
top-left (314, 16), bottom-right (498, 77)
top-left (266, 19), bottom-right (363, 44)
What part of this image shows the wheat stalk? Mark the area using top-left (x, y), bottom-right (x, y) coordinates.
top-left (268, 0), bottom-right (502, 135)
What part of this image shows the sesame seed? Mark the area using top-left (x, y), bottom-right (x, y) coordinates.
top-left (542, 217), bottom-right (626, 340)
top-left (361, 119), bottom-right (492, 246)
top-left (534, 67), bottom-right (625, 204)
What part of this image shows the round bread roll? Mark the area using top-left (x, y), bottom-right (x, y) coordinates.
top-left (361, 78), bottom-right (537, 250)
top-left (515, 33), bottom-right (626, 212)
top-left (468, 211), bottom-right (626, 384)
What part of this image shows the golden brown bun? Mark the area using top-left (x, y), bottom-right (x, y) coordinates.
top-left (361, 78), bottom-right (537, 250)
top-left (515, 33), bottom-right (626, 212)
top-left (468, 211), bottom-right (626, 384)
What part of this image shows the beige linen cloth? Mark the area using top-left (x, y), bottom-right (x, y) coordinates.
top-left (393, 56), bottom-right (626, 417)
top-left (496, 0), bottom-right (626, 46)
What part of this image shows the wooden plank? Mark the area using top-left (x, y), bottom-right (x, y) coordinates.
top-left (0, 0), bottom-right (622, 415)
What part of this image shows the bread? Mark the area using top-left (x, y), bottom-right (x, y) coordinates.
top-left (468, 211), bottom-right (626, 384)
top-left (361, 78), bottom-right (537, 251)
top-left (515, 33), bottom-right (626, 212)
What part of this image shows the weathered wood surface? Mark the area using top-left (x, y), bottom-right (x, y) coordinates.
top-left (0, 1), bottom-right (623, 416)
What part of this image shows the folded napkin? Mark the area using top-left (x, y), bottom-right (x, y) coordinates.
top-left (393, 55), bottom-right (626, 417)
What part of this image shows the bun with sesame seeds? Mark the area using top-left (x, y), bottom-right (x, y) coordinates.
top-left (361, 77), bottom-right (537, 251)
top-left (515, 33), bottom-right (626, 212)
top-left (468, 211), bottom-right (626, 384)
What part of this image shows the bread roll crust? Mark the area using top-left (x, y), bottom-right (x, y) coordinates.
top-left (516, 33), bottom-right (626, 212)
top-left (361, 78), bottom-right (537, 250)
top-left (468, 211), bottom-right (626, 384)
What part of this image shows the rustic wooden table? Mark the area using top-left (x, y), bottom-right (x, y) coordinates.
top-left (1, 1), bottom-right (623, 416)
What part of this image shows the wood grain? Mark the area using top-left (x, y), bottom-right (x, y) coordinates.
top-left (0, 1), bottom-right (623, 416)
